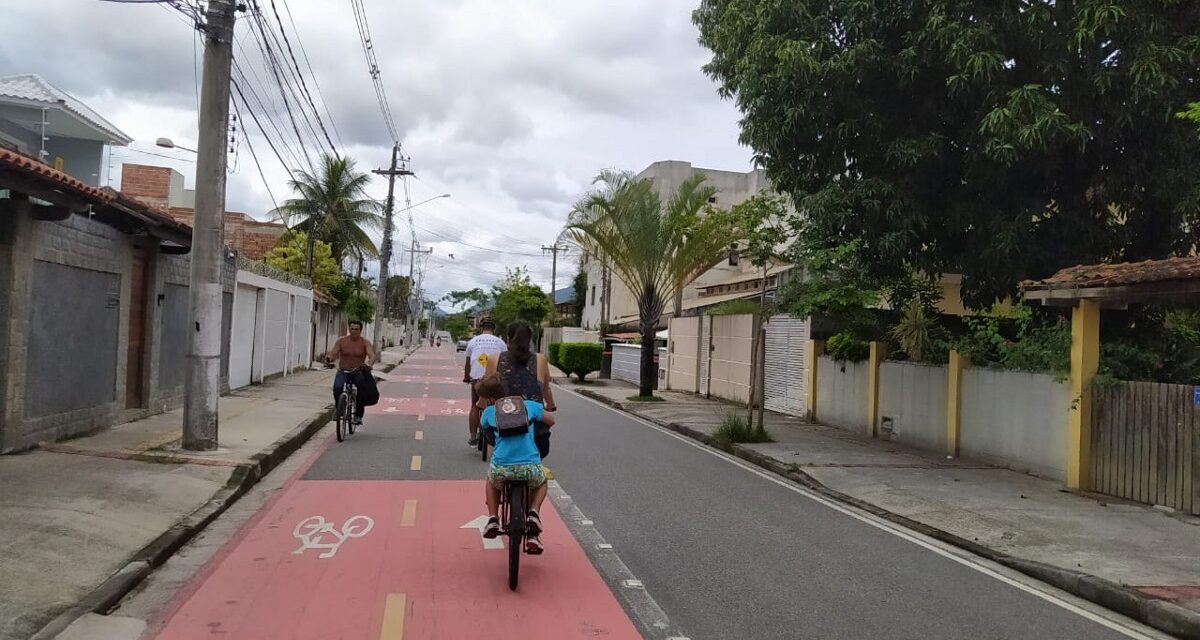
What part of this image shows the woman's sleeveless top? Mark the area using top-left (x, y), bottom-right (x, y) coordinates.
top-left (497, 351), bottom-right (542, 402)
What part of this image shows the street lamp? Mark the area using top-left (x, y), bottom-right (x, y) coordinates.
top-left (398, 193), bottom-right (450, 213)
top-left (155, 137), bottom-right (198, 154)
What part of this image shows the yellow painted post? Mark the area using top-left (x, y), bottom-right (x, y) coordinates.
top-left (1068, 300), bottom-right (1100, 489)
top-left (946, 350), bottom-right (970, 457)
top-left (805, 340), bottom-right (824, 421)
top-left (866, 341), bottom-right (887, 437)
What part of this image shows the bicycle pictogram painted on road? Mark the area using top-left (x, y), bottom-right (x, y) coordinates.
top-left (291, 515), bottom-right (374, 559)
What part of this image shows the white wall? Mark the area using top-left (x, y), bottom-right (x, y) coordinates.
top-left (816, 355), bottom-right (869, 432)
top-left (234, 269), bottom-right (313, 385)
top-left (960, 368), bottom-right (1069, 481)
top-left (878, 362), bottom-right (948, 451)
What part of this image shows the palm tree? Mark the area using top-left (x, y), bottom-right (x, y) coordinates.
top-left (568, 170), bottom-right (733, 397)
top-left (272, 154), bottom-right (383, 274)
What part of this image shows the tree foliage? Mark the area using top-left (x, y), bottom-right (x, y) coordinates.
top-left (490, 268), bottom-right (552, 331)
top-left (444, 288), bottom-right (491, 313)
top-left (443, 313), bottom-right (470, 341)
top-left (571, 265), bottom-right (587, 327)
top-left (330, 274), bottom-right (375, 323)
top-left (265, 231), bottom-right (341, 292)
top-left (272, 154), bottom-right (383, 263)
top-left (568, 169), bottom-right (736, 396)
top-left (383, 275), bottom-right (411, 320)
top-left (695, 1), bottom-right (1200, 308)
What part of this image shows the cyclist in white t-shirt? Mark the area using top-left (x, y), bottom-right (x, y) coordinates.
top-left (463, 319), bottom-right (507, 447)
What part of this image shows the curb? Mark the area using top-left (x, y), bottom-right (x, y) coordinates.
top-left (569, 386), bottom-right (1200, 640)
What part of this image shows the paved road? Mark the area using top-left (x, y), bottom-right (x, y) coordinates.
top-left (139, 348), bottom-right (1168, 639)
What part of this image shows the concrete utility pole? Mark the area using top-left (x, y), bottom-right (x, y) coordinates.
top-left (542, 244), bottom-right (569, 321)
top-left (404, 243), bottom-right (432, 344)
top-left (183, 0), bottom-right (236, 451)
top-left (371, 145), bottom-right (413, 352)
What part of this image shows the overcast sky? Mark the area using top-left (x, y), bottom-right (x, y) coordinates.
top-left (0, 0), bottom-right (751, 303)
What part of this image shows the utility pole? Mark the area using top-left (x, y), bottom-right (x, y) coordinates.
top-left (541, 243), bottom-right (569, 321)
top-left (183, 0), bottom-right (237, 451)
top-left (404, 243), bottom-right (432, 344)
top-left (371, 145), bottom-right (413, 353)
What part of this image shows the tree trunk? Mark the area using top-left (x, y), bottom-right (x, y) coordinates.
top-left (639, 319), bottom-right (656, 398)
top-left (746, 313), bottom-right (760, 429)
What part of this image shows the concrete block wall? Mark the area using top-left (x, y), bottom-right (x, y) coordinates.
top-left (0, 206), bottom-right (239, 453)
top-left (815, 355), bottom-right (869, 432)
top-left (961, 368), bottom-right (1069, 481)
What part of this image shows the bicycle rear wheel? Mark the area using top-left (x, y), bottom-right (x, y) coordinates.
top-left (507, 484), bottom-right (525, 591)
top-left (335, 394), bottom-right (347, 442)
top-left (348, 389), bottom-right (358, 435)
top-left (479, 431), bottom-right (488, 461)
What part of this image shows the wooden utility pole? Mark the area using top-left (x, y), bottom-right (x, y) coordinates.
top-left (183, 0), bottom-right (236, 451)
top-left (371, 145), bottom-right (413, 352)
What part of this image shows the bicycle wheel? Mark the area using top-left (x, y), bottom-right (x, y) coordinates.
top-left (335, 394), bottom-right (347, 442)
top-left (507, 484), bottom-right (525, 591)
top-left (348, 388), bottom-right (358, 435)
top-left (479, 430), bottom-right (487, 461)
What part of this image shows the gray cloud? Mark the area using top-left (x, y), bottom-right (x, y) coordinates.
top-left (1, 0), bottom-right (749, 297)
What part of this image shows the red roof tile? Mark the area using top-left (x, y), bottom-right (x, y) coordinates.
top-left (0, 147), bottom-right (112, 203)
top-left (1021, 257), bottom-right (1200, 291)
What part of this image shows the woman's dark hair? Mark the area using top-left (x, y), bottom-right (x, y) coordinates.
top-left (506, 320), bottom-right (534, 367)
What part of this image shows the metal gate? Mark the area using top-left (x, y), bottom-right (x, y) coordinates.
top-left (763, 315), bottom-right (810, 417)
top-left (1091, 381), bottom-right (1198, 515)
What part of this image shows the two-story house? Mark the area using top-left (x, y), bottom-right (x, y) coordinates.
top-left (0, 74), bottom-right (131, 185)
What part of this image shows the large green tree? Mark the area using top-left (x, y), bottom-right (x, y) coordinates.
top-left (569, 170), bottom-right (735, 397)
top-left (570, 264), bottom-right (587, 327)
top-left (695, 1), bottom-right (1200, 307)
top-left (491, 268), bottom-right (552, 333)
top-left (272, 153), bottom-right (384, 269)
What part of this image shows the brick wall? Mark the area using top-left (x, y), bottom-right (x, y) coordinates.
top-left (120, 164), bottom-right (173, 209)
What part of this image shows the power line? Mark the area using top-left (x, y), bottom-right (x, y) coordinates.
top-left (280, 0), bottom-right (344, 148)
top-left (230, 97), bottom-right (281, 215)
top-left (251, 0), bottom-right (333, 157)
top-left (348, 0), bottom-right (400, 146)
top-left (246, 0), bottom-right (319, 169)
top-left (267, 0), bottom-right (338, 153)
top-left (232, 61), bottom-right (305, 172)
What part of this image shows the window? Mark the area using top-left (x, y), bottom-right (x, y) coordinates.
top-left (728, 245), bottom-right (739, 266)
top-left (591, 285), bottom-right (596, 305)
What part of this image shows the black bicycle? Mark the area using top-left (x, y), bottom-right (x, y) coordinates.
top-left (498, 479), bottom-right (530, 591)
top-left (335, 369), bottom-right (360, 443)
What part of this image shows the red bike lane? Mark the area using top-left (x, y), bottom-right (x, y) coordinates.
top-left (147, 349), bottom-right (642, 640)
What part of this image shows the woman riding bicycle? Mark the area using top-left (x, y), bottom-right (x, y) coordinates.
top-left (482, 321), bottom-right (557, 456)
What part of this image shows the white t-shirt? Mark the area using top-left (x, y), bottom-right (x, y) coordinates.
top-left (466, 333), bottom-right (506, 380)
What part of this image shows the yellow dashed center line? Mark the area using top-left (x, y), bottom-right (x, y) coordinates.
top-left (379, 593), bottom-right (407, 639)
top-left (414, 431), bottom-right (423, 440)
top-left (410, 455), bottom-right (422, 471)
top-left (401, 500), bottom-right (417, 527)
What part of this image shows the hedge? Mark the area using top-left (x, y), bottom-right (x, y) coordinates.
top-left (558, 342), bottom-right (603, 381)
top-left (546, 343), bottom-right (562, 370)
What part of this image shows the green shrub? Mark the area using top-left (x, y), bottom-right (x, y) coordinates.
top-left (826, 331), bottom-right (870, 362)
top-left (558, 342), bottom-right (603, 381)
top-left (890, 300), bottom-right (938, 362)
top-left (546, 343), bottom-right (562, 370)
top-left (714, 414), bottom-right (773, 443)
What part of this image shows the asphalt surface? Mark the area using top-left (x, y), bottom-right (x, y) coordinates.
top-left (304, 349), bottom-right (1156, 640)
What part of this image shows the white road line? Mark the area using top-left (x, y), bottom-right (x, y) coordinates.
top-left (562, 388), bottom-right (1168, 640)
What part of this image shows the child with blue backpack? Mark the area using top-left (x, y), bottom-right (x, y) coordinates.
top-left (476, 374), bottom-right (555, 554)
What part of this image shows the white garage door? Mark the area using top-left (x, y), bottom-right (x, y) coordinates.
top-left (229, 284), bottom-right (258, 389)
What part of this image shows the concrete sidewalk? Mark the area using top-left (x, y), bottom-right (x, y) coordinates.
top-left (565, 377), bottom-right (1200, 639)
top-left (0, 347), bottom-right (415, 640)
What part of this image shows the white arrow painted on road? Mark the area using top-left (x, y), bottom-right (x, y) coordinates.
top-left (460, 516), bottom-right (504, 550)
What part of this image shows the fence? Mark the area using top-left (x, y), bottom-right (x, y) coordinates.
top-left (1091, 381), bottom-right (1197, 515)
top-left (961, 369), bottom-right (1068, 481)
top-left (229, 267), bottom-right (313, 390)
top-left (666, 316), bottom-right (701, 394)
